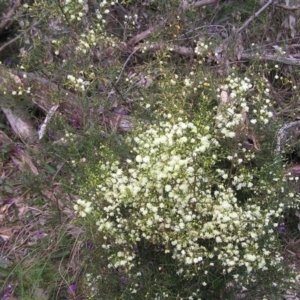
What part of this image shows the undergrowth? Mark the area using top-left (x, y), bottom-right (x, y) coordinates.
top-left (1, 0), bottom-right (300, 299)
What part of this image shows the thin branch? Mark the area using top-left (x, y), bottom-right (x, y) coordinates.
top-left (127, 27), bottom-right (153, 46)
top-left (127, 18), bottom-right (167, 47)
top-left (275, 3), bottom-right (300, 11)
top-left (241, 52), bottom-right (300, 66)
top-left (114, 47), bottom-right (140, 85)
top-left (0, 32), bottom-right (23, 53)
top-left (237, 0), bottom-right (273, 34)
top-left (137, 42), bottom-right (194, 56)
top-left (38, 104), bottom-right (59, 140)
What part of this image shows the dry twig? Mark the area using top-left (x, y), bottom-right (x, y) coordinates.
top-left (127, 27), bottom-right (154, 46)
top-left (275, 3), bottom-right (300, 11)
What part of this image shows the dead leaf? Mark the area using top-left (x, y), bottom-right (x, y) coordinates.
top-left (1, 107), bottom-right (36, 142)
top-left (0, 226), bottom-right (21, 240)
top-left (17, 205), bottom-right (29, 217)
top-left (0, 203), bottom-right (11, 213)
top-left (0, 228), bottom-right (13, 237)
top-left (0, 234), bottom-right (10, 241)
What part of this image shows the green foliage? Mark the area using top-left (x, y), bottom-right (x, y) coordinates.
top-left (2, 0), bottom-right (300, 299)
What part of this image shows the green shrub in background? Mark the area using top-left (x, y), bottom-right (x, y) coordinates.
top-left (75, 72), bottom-right (299, 299)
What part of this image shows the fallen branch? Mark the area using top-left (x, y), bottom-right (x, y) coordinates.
top-left (277, 121), bottom-right (300, 152)
top-left (127, 16), bottom-right (169, 47)
top-left (0, 66), bottom-right (83, 124)
top-left (127, 38), bottom-right (300, 70)
top-left (241, 52), bottom-right (300, 66)
top-left (135, 40), bottom-right (300, 68)
top-left (136, 42), bottom-right (194, 56)
top-left (20, 71), bottom-right (83, 123)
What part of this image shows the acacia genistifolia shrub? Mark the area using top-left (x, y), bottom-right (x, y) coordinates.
top-left (75, 72), bottom-right (299, 299)
top-left (7, 0), bottom-right (300, 299)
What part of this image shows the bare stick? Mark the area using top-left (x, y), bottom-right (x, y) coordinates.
top-left (275, 3), bottom-right (300, 11)
top-left (38, 104), bottom-right (59, 140)
top-left (237, 0), bottom-right (273, 34)
top-left (114, 47), bottom-right (140, 85)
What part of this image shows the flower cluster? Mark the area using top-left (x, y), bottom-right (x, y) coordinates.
top-left (215, 74), bottom-right (273, 140)
top-left (66, 74), bottom-right (89, 91)
top-left (215, 76), bottom-right (252, 138)
top-left (11, 85), bottom-right (31, 96)
top-left (74, 199), bottom-right (93, 217)
top-left (62, 0), bottom-right (87, 22)
top-left (194, 41), bottom-right (210, 55)
top-left (77, 114), bottom-right (298, 282)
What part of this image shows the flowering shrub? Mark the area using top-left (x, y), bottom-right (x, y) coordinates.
top-left (75, 73), bottom-right (300, 297)
top-left (3, 0), bottom-right (300, 298)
